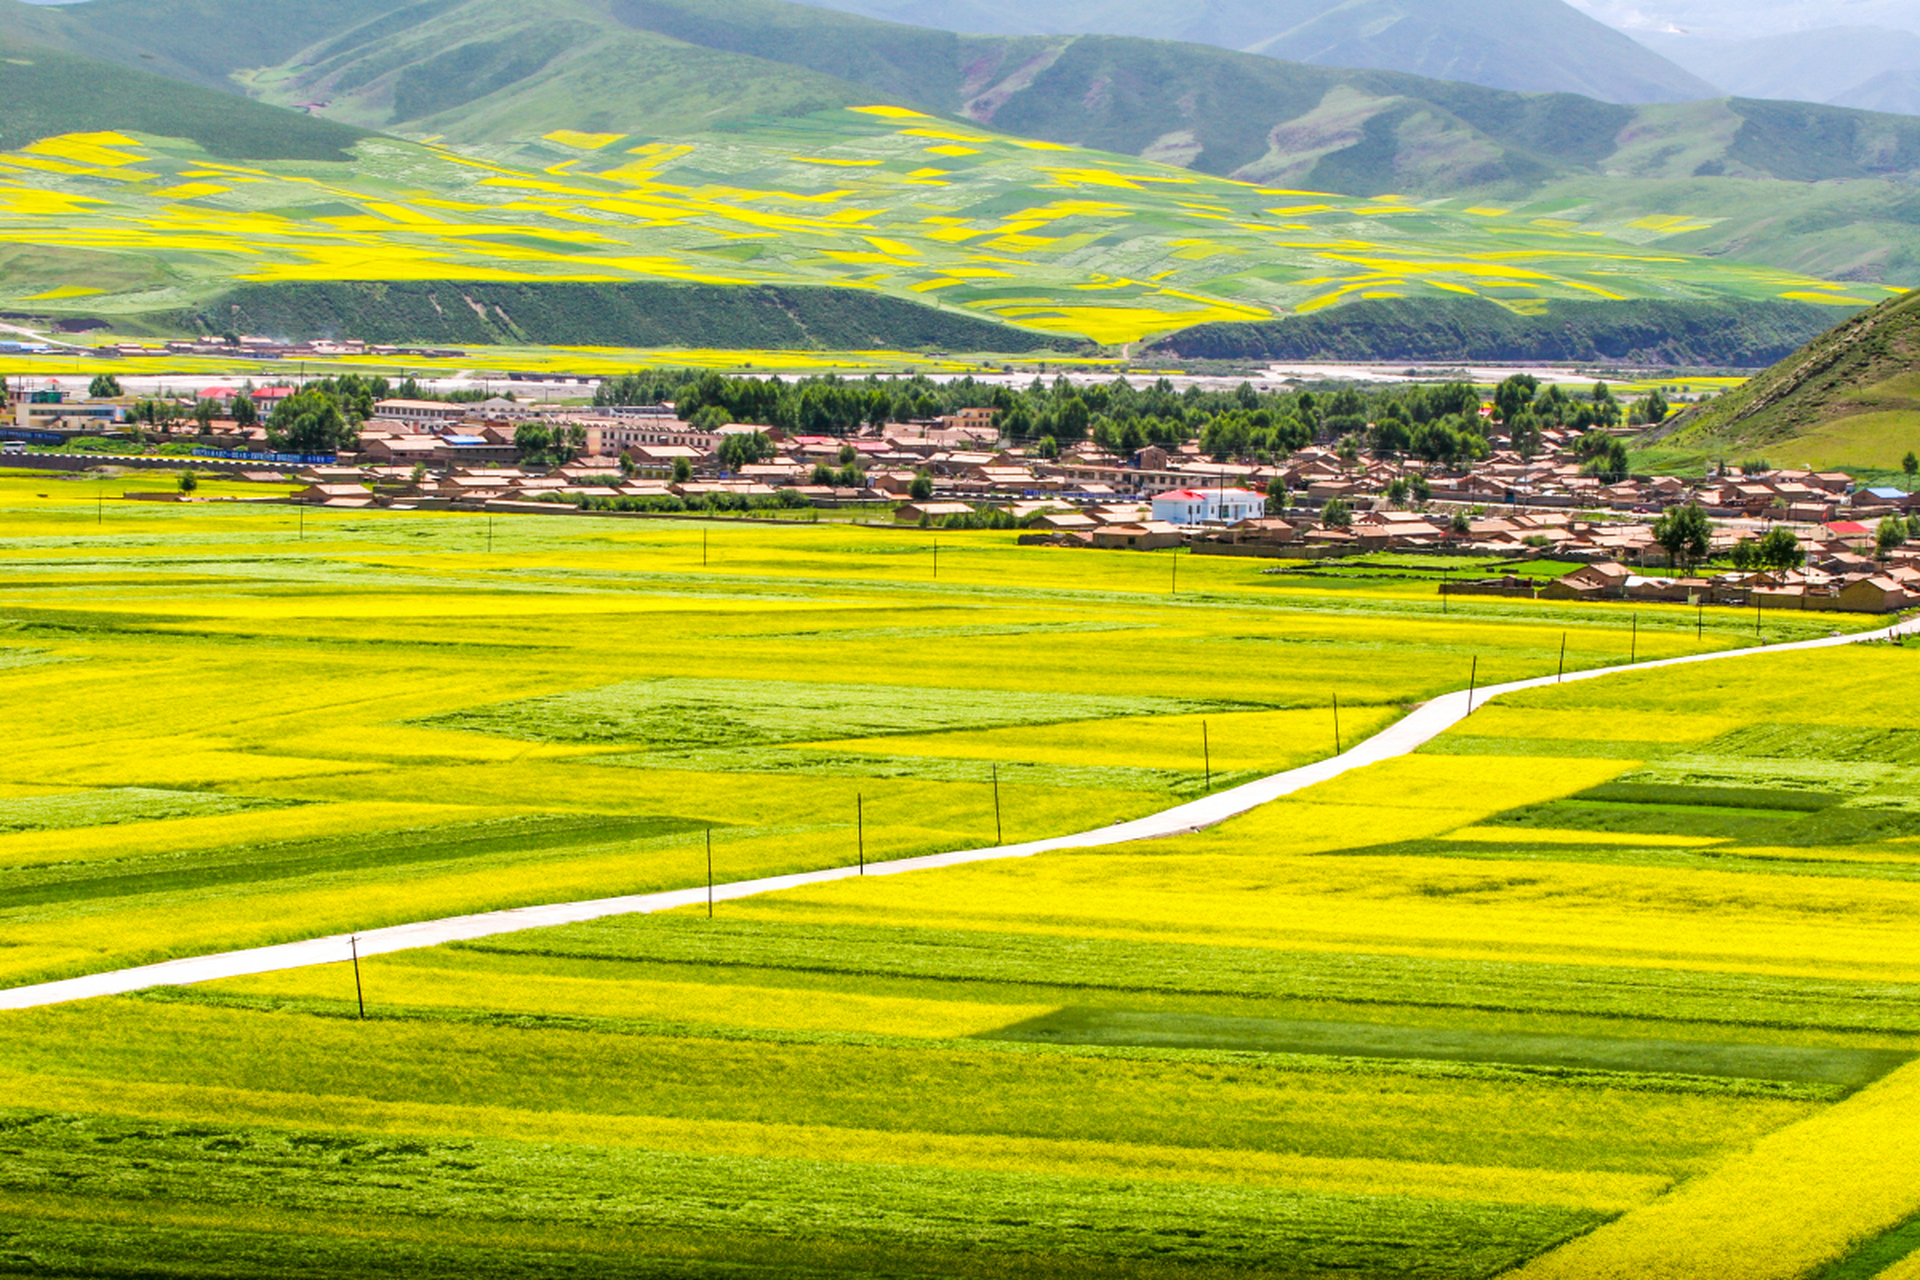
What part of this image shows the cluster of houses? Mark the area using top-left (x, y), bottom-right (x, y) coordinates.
top-left (1530, 552), bottom-right (1920, 614)
top-left (14, 383), bottom-right (1920, 612)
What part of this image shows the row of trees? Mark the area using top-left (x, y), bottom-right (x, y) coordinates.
top-left (590, 367), bottom-right (1663, 470)
top-left (1653, 505), bottom-right (1806, 573)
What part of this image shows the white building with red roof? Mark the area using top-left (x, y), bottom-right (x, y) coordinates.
top-left (1150, 486), bottom-right (1266, 525)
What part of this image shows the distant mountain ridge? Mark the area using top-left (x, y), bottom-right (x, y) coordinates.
top-left (5, 0), bottom-right (1913, 199)
top-left (787, 0), bottom-right (1722, 104)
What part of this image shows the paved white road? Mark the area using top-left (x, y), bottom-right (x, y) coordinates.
top-left (4, 617), bottom-right (1914, 1011)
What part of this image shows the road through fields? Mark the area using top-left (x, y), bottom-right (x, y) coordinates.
top-left (5, 615), bottom-right (1914, 1010)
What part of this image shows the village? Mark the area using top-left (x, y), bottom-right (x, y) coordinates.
top-left (11, 379), bottom-right (1920, 614)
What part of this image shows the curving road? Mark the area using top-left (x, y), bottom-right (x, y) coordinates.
top-left (4, 616), bottom-right (1915, 1011)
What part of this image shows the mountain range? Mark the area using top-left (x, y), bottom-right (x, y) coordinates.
top-left (784, 0), bottom-right (1720, 104)
top-left (1, 0), bottom-right (1918, 362)
top-left (10, 0), bottom-right (1920, 195)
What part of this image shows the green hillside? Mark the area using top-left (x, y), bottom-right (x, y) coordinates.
top-left (0, 0), bottom-right (1912, 354)
top-left (181, 280), bottom-right (1083, 350)
top-left (0, 0), bottom-right (405, 93)
top-left (9, 0), bottom-right (1920, 301)
top-left (10, 0), bottom-right (1920, 194)
top-left (196, 0), bottom-right (1920, 293)
top-left (0, 109), bottom-right (1887, 349)
top-left (0, 32), bottom-right (366, 159)
top-left (1148, 297), bottom-right (1844, 368)
top-left (1648, 289), bottom-right (1920, 470)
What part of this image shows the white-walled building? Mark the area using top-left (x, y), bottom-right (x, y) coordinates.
top-left (1150, 486), bottom-right (1266, 525)
top-left (373, 399), bottom-right (466, 426)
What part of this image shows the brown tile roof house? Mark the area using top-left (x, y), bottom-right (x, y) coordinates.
top-left (894, 501), bottom-right (977, 524)
top-left (1539, 562), bottom-right (1630, 600)
top-left (971, 466), bottom-right (1042, 490)
top-left (1091, 522), bottom-right (1184, 551)
top-left (362, 436), bottom-right (441, 463)
top-left (1838, 575), bottom-right (1911, 612)
top-left (297, 483), bottom-right (373, 507)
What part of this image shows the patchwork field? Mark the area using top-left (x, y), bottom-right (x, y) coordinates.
top-left (0, 467), bottom-right (1911, 1278)
top-left (0, 107), bottom-right (1887, 347)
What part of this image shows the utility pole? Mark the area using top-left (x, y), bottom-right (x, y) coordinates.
top-left (703, 529), bottom-right (708, 568)
top-left (1557, 632), bottom-right (1567, 683)
top-left (933, 539), bottom-right (939, 580)
top-left (1332, 691), bottom-right (1342, 754)
top-left (1202, 719), bottom-right (1212, 792)
top-left (1467, 656), bottom-right (1478, 715)
top-left (349, 935), bottom-right (365, 1019)
top-left (488, 516), bottom-right (494, 553)
top-left (1630, 613), bottom-right (1637, 663)
top-left (992, 764), bottom-right (1002, 845)
top-left (1171, 552), bottom-right (1178, 596)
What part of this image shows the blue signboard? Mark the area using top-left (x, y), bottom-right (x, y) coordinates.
top-left (190, 448), bottom-right (338, 464)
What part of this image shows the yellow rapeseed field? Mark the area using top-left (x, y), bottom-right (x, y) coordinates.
top-left (1510, 1061), bottom-right (1920, 1280)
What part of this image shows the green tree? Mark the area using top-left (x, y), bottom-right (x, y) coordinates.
top-left (672, 456), bottom-right (694, 484)
top-left (1638, 389), bottom-right (1670, 424)
top-left (513, 423), bottom-right (555, 465)
top-left (266, 390), bottom-right (353, 455)
top-left (1321, 497), bottom-right (1353, 529)
top-left (1878, 516), bottom-right (1906, 559)
top-left (717, 431), bottom-right (775, 472)
top-left (192, 399), bottom-right (216, 431)
top-left (1450, 509), bottom-right (1472, 536)
top-left (1582, 439), bottom-right (1631, 484)
top-left (1905, 451), bottom-right (1918, 488)
top-left (1492, 374), bottom-right (1538, 423)
top-left (1055, 396), bottom-right (1090, 442)
top-left (1386, 476), bottom-right (1410, 506)
top-left (909, 470), bottom-right (934, 501)
top-left (1265, 477), bottom-right (1288, 510)
top-left (231, 393), bottom-right (257, 427)
top-left (176, 469), bottom-right (197, 495)
top-left (88, 374), bottom-right (123, 398)
top-left (1729, 539), bottom-right (1757, 571)
top-left (1653, 502), bottom-right (1712, 572)
top-left (1757, 526), bottom-right (1803, 569)
top-left (410, 462), bottom-right (428, 487)
top-left (618, 452), bottom-right (636, 480)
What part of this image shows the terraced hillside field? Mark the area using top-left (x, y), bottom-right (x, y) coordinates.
top-left (0, 108), bottom-right (1886, 348)
top-left (0, 467), bottom-right (1910, 1277)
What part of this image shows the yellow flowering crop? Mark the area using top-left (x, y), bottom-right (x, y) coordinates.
top-left (1511, 1061), bottom-right (1920, 1280)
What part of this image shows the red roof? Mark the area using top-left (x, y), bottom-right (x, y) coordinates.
top-left (1155, 487), bottom-right (1263, 500)
top-left (1827, 521), bottom-right (1872, 535)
